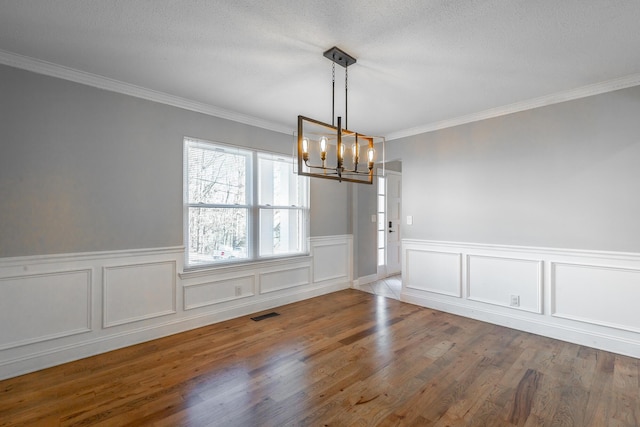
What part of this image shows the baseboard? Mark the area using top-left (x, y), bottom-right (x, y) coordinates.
top-left (352, 273), bottom-right (378, 288)
top-left (401, 239), bottom-right (640, 358)
top-left (0, 235), bottom-right (354, 380)
top-left (0, 279), bottom-right (348, 380)
top-left (402, 291), bottom-right (640, 358)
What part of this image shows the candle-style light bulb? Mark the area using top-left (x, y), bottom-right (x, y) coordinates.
top-left (319, 136), bottom-right (328, 154)
top-left (319, 136), bottom-right (328, 163)
top-left (339, 143), bottom-right (345, 160)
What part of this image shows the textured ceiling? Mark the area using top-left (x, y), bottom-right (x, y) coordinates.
top-left (1, 0), bottom-right (640, 139)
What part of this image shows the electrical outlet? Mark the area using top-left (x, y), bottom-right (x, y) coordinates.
top-left (235, 286), bottom-right (242, 296)
top-left (510, 295), bottom-right (520, 307)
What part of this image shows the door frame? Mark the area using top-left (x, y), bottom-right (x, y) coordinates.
top-left (377, 169), bottom-right (402, 278)
top-left (385, 170), bottom-right (402, 276)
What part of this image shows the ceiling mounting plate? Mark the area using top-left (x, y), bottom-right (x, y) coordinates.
top-left (323, 46), bottom-right (357, 68)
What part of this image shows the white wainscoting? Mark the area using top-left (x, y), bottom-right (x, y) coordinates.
top-left (103, 261), bottom-right (177, 328)
top-left (404, 248), bottom-right (462, 297)
top-left (467, 255), bottom-right (543, 314)
top-left (551, 262), bottom-right (640, 334)
top-left (0, 269), bottom-right (92, 351)
top-left (312, 235), bottom-right (352, 283)
top-left (183, 273), bottom-right (256, 310)
top-left (402, 239), bottom-right (640, 358)
top-left (259, 264), bottom-right (311, 294)
top-left (0, 235), bottom-right (352, 380)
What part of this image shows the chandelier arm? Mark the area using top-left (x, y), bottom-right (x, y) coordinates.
top-left (303, 160), bottom-right (332, 170)
top-left (340, 169), bottom-right (371, 175)
top-left (303, 165), bottom-right (370, 177)
top-left (302, 163), bottom-right (341, 175)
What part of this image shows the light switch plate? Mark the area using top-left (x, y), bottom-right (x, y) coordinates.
top-left (406, 215), bottom-right (413, 225)
top-left (371, 214), bottom-right (377, 223)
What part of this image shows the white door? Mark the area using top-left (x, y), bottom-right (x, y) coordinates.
top-left (386, 171), bottom-right (401, 275)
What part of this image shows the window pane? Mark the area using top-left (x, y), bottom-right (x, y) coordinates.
top-left (378, 213), bottom-right (385, 231)
top-left (378, 177), bottom-right (385, 195)
top-left (378, 231), bottom-right (385, 249)
top-left (259, 209), bottom-right (304, 256)
top-left (378, 195), bottom-right (385, 213)
top-left (187, 207), bottom-right (248, 265)
top-left (258, 155), bottom-right (302, 206)
top-left (188, 145), bottom-right (246, 205)
top-left (378, 248), bottom-right (385, 266)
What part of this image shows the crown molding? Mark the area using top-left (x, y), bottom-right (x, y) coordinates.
top-left (385, 73), bottom-right (640, 141)
top-left (0, 49), bottom-right (294, 135)
top-left (3, 49), bottom-right (639, 141)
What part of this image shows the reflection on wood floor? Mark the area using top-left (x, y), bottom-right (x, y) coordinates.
top-left (1, 289), bottom-right (638, 426)
top-left (358, 274), bottom-right (402, 299)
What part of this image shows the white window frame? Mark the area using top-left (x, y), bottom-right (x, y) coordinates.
top-left (184, 137), bottom-right (309, 268)
top-left (377, 171), bottom-right (386, 268)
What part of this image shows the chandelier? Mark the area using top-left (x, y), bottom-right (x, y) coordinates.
top-left (296, 47), bottom-right (384, 184)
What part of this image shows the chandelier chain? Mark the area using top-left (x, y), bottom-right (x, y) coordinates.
top-left (332, 62), bottom-right (335, 126)
top-left (345, 66), bottom-right (348, 129)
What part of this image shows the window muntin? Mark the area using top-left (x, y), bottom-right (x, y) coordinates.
top-left (185, 138), bottom-right (308, 267)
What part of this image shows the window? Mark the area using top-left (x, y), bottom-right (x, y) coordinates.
top-left (185, 138), bottom-right (308, 267)
top-left (377, 175), bottom-right (386, 266)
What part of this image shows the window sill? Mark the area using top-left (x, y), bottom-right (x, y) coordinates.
top-left (180, 253), bottom-right (312, 280)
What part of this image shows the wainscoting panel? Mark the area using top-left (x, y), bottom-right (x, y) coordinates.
top-left (467, 255), bottom-right (543, 313)
top-left (103, 261), bottom-right (177, 328)
top-left (183, 274), bottom-right (255, 310)
top-left (552, 262), bottom-right (640, 333)
top-left (259, 265), bottom-right (310, 294)
top-left (404, 248), bottom-right (461, 297)
top-left (0, 236), bottom-right (352, 380)
top-left (0, 269), bottom-right (91, 350)
top-left (312, 236), bottom-right (352, 283)
top-left (401, 239), bottom-right (640, 358)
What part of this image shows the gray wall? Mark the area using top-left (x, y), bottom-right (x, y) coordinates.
top-left (0, 64), bottom-right (349, 257)
top-left (309, 178), bottom-right (350, 237)
top-left (386, 85), bottom-right (640, 252)
top-left (385, 160), bottom-right (402, 172)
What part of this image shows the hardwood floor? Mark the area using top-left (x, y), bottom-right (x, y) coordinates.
top-left (1, 289), bottom-right (638, 426)
top-left (358, 275), bottom-right (402, 300)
